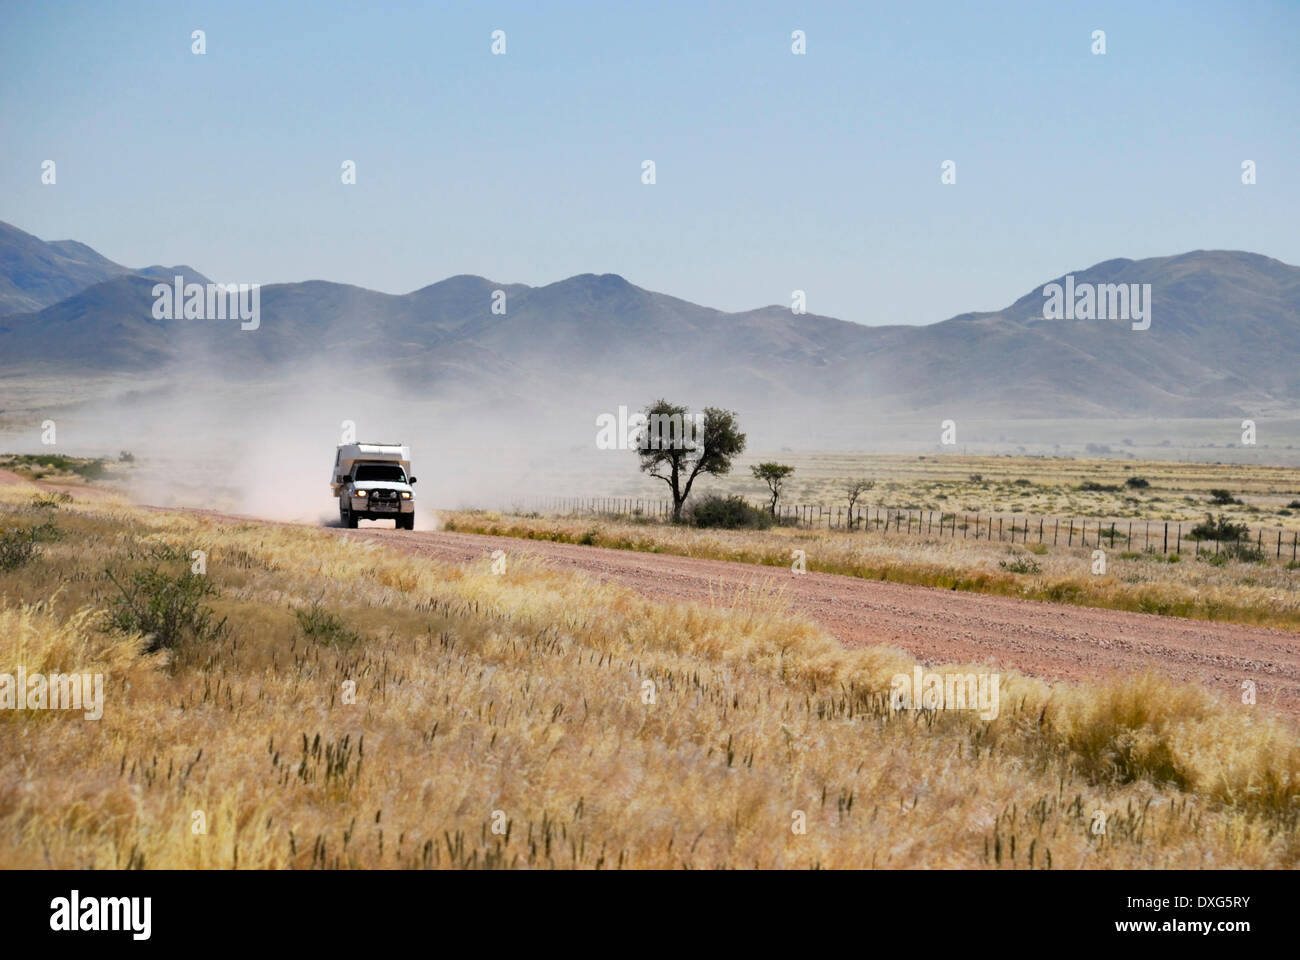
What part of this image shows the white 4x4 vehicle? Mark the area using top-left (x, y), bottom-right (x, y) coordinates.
top-left (331, 442), bottom-right (417, 530)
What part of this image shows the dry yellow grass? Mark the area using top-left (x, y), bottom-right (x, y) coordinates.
top-left (1, 480), bottom-right (1298, 868)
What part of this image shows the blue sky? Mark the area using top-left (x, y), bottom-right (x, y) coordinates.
top-left (2, 0), bottom-right (1297, 325)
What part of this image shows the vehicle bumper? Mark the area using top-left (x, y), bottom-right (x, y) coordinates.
top-left (349, 497), bottom-right (414, 519)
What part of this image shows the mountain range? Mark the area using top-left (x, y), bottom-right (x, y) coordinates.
top-left (1, 219), bottom-right (1297, 419)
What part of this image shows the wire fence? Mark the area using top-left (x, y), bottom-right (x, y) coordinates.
top-left (514, 496), bottom-right (1300, 564)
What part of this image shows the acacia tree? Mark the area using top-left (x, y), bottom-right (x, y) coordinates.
top-left (637, 400), bottom-right (746, 522)
top-left (844, 477), bottom-right (875, 529)
top-left (752, 462), bottom-right (795, 517)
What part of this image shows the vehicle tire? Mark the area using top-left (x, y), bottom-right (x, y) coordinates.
top-left (397, 513), bottom-right (414, 531)
top-left (341, 500), bottom-right (359, 529)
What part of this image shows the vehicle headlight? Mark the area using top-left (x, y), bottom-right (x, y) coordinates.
top-left (401, 491), bottom-right (412, 500)
top-left (354, 489), bottom-right (368, 498)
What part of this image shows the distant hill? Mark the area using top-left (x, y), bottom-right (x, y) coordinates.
top-left (0, 221), bottom-right (209, 315)
top-left (1, 219), bottom-right (1296, 419)
top-left (0, 222), bottom-right (133, 314)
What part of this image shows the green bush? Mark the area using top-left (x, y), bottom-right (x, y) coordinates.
top-left (5, 454), bottom-right (106, 480)
top-left (295, 603), bottom-right (362, 646)
top-left (998, 553), bottom-right (1041, 574)
top-left (1188, 513), bottom-right (1248, 542)
top-left (691, 495), bottom-right (773, 530)
top-left (105, 566), bottom-right (227, 653)
top-left (1124, 477), bottom-right (1149, 489)
top-left (0, 529), bottom-right (40, 571)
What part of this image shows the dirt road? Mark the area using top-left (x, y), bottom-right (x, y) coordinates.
top-left (5, 464), bottom-right (1296, 718)
top-left (339, 523), bottom-right (1300, 718)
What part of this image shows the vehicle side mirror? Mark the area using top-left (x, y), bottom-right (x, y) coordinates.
top-left (336, 476), bottom-right (348, 484)
top-left (409, 477), bottom-right (417, 484)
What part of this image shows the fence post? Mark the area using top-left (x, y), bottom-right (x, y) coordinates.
top-left (1069, 520), bottom-right (1074, 546)
top-left (998, 518), bottom-right (1003, 541)
top-left (1177, 524), bottom-right (1181, 554)
top-left (1039, 518), bottom-right (1044, 544)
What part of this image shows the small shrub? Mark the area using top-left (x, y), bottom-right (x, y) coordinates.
top-left (1287, 500), bottom-right (1300, 509)
top-left (691, 495), bottom-right (773, 530)
top-left (119, 450), bottom-right (136, 463)
top-left (1188, 513), bottom-right (1248, 542)
top-left (29, 519), bottom-right (61, 543)
top-left (1124, 477), bottom-right (1149, 489)
top-left (0, 529), bottom-right (40, 571)
top-left (30, 492), bottom-right (72, 509)
top-left (998, 553), bottom-right (1041, 574)
top-left (105, 566), bottom-right (227, 653)
top-left (1078, 481), bottom-right (1120, 492)
top-left (1208, 489), bottom-right (1242, 506)
top-left (295, 603), bottom-right (362, 646)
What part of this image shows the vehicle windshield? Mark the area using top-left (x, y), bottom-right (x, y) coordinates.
top-left (354, 464), bottom-right (407, 483)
